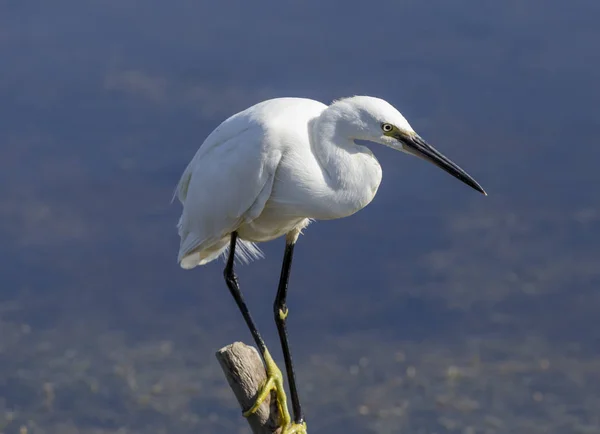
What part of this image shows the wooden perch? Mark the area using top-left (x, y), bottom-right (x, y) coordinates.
top-left (216, 342), bottom-right (282, 434)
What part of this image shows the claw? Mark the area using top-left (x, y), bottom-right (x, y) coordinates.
top-left (281, 421), bottom-right (307, 434)
top-left (243, 349), bottom-right (307, 434)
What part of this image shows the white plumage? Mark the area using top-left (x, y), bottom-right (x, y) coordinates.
top-left (174, 96), bottom-right (485, 269)
top-left (173, 95), bottom-right (485, 434)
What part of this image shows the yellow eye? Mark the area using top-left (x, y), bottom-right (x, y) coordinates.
top-left (382, 123), bottom-right (393, 132)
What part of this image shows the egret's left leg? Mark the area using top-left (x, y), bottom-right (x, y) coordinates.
top-left (225, 233), bottom-right (305, 434)
top-left (273, 234), bottom-right (305, 427)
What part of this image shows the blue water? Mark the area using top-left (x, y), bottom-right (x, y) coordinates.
top-left (1, 1), bottom-right (599, 432)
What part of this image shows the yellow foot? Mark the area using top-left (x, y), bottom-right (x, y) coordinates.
top-left (281, 421), bottom-right (307, 434)
top-left (243, 348), bottom-right (307, 434)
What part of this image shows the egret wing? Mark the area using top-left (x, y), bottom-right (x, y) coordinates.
top-left (175, 124), bottom-right (281, 266)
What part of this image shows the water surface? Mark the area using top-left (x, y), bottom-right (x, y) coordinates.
top-left (1, 1), bottom-right (599, 433)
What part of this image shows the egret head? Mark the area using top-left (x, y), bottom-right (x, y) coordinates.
top-left (331, 96), bottom-right (487, 195)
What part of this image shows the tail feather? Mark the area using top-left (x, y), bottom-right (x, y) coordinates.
top-left (178, 235), bottom-right (264, 269)
top-left (221, 239), bottom-right (264, 264)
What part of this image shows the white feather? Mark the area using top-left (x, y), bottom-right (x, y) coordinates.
top-left (174, 96), bottom-right (485, 269)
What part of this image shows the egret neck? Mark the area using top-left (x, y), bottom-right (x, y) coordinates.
top-left (309, 108), bottom-right (383, 219)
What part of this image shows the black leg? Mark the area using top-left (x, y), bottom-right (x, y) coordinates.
top-left (273, 241), bottom-right (304, 424)
top-left (223, 232), bottom-right (268, 355)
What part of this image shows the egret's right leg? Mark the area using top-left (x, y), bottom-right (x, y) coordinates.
top-left (273, 238), bottom-right (305, 427)
top-left (223, 232), bottom-right (307, 434)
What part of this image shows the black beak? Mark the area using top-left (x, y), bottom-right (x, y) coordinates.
top-left (402, 135), bottom-right (487, 195)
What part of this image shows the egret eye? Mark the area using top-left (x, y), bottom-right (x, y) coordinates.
top-left (382, 123), bottom-right (394, 132)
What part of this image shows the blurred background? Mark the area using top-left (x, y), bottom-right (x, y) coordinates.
top-left (1, 0), bottom-right (600, 433)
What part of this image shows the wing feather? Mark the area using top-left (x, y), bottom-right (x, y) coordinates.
top-left (175, 122), bottom-right (281, 267)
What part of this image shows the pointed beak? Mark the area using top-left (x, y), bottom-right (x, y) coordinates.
top-left (401, 134), bottom-right (487, 195)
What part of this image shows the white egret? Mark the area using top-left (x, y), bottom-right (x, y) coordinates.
top-left (174, 96), bottom-right (486, 434)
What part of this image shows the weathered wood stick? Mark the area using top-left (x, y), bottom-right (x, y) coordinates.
top-left (216, 342), bottom-right (282, 434)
